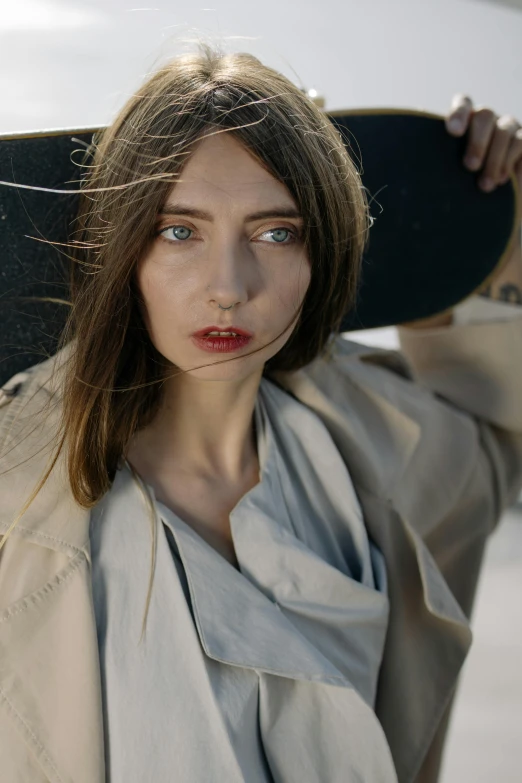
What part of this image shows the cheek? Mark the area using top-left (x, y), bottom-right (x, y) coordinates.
top-left (135, 268), bottom-right (174, 344)
top-left (136, 254), bottom-right (194, 326)
top-left (135, 264), bottom-right (158, 331)
top-left (298, 260), bottom-right (312, 298)
top-left (274, 256), bottom-right (311, 308)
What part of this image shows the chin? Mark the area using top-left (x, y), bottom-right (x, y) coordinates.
top-left (163, 351), bottom-right (260, 381)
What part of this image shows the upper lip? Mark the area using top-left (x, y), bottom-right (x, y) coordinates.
top-left (192, 325), bottom-right (253, 338)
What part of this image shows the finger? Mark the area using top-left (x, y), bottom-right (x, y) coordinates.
top-left (479, 116), bottom-right (519, 190)
top-left (499, 128), bottom-right (522, 183)
top-left (445, 94), bottom-right (473, 135)
top-left (506, 156), bottom-right (522, 222)
top-left (516, 158), bottom-right (522, 221)
top-left (462, 107), bottom-right (496, 171)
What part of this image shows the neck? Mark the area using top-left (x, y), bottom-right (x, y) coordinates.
top-left (126, 369), bottom-right (262, 486)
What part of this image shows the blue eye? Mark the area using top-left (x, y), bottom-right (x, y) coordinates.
top-left (159, 225), bottom-right (192, 241)
top-left (265, 228), bottom-right (290, 243)
top-left (157, 225), bottom-right (298, 245)
top-left (259, 228), bottom-right (298, 244)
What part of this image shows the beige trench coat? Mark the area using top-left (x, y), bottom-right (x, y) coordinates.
top-left (1, 315), bottom-right (522, 783)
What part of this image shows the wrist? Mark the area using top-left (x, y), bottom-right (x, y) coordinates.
top-left (477, 221), bottom-right (522, 304)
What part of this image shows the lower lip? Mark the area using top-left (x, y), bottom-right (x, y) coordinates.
top-left (191, 334), bottom-right (253, 353)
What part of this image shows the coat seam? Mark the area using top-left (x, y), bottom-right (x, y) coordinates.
top-left (0, 549), bottom-right (86, 623)
top-left (0, 523), bottom-right (85, 556)
top-left (0, 683), bottom-right (65, 783)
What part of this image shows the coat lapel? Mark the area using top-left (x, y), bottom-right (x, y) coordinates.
top-left (270, 339), bottom-right (422, 499)
top-left (157, 475), bottom-right (389, 699)
top-left (0, 338), bottom-right (473, 783)
top-left (354, 490), bottom-right (472, 783)
top-left (271, 340), bottom-right (473, 782)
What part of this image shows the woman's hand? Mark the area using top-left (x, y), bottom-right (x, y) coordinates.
top-left (445, 94), bottom-right (522, 202)
top-left (402, 95), bottom-right (522, 329)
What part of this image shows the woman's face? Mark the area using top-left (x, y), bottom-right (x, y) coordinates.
top-left (136, 132), bottom-right (311, 381)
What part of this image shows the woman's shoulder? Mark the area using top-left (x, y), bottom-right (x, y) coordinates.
top-left (0, 366), bottom-right (37, 434)
top-left (269, 333), bottom-right (417, 413)
top-left (0, 344), bottom-right (72, 447)
top-left (1, 344), bottom-right (73, 397)
top-left (0, 365), bottom-right (38, 407)
top-left (328, 334), bottom-right (415, 379)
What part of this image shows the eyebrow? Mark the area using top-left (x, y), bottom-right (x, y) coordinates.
top-left (158, 203), bottom-right (303, 222)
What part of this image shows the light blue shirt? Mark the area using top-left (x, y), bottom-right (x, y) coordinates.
top-left (89, 375), bottom-right (396, 782)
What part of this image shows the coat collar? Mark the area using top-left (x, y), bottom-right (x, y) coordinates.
top-left (0, 337), bottom-right (472, 783)
top-left (0, 337), bottom-right (420, 554)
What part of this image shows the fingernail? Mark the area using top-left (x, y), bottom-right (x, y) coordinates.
top-left (448, 118), bottom-right (464, 133)
top-left (480, 178), bottom-right (494, 192)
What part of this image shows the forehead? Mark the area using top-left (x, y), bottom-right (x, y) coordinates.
top-left (166, 132), bottom-right (296, 205)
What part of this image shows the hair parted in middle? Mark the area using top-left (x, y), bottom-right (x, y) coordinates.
top-left (1, 42), bottom-right (372, 637)
top-left (57, 42), bottom-right (371, 507)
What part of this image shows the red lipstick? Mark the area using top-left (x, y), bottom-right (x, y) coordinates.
top-left (192, 325), bottom-right (253, 338)
top-left (191, 325), bottom-right (254, 353)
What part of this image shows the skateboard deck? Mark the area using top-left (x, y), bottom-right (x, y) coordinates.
top-left (0, 109), bottom-right (518, 384)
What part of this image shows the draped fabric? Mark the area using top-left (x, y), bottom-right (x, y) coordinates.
top-left (89, 376), bottom-right (397, 782)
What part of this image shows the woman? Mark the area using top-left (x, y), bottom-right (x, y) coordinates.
top-left (0, 45), bottom-right (521, 783)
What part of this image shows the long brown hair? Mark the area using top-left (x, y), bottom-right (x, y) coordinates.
top-left (1, 43), bottom-right (371, 637)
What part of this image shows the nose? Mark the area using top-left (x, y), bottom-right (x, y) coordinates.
top-left (205, 237), bottom-right (250, 308)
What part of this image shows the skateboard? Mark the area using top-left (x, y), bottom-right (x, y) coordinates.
top-left (0, 109), bottom-right (518, 384)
